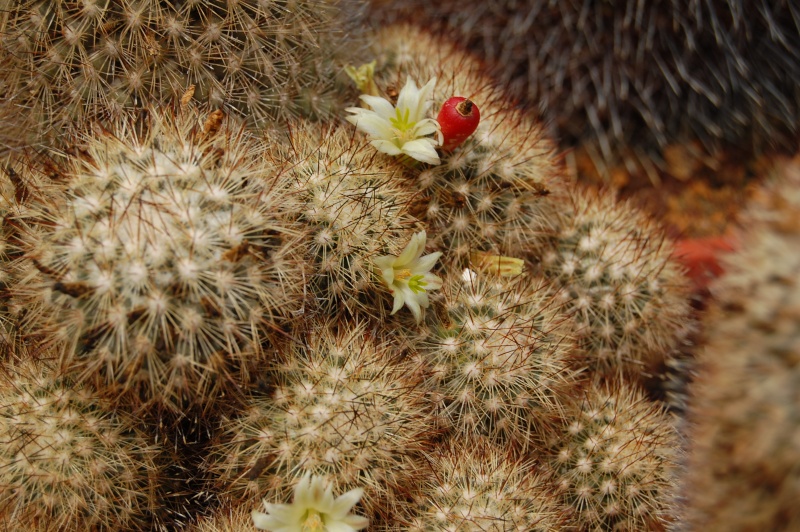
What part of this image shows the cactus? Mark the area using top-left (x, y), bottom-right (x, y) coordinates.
top-left (548, 380), bottom-right (679, 531)
top-left (368, 25), bottom-right (569, 266)
top-left (0, 44), bottom-right (40, 156)
top-left (0, 166), bottom-right (19, 356)
top-left (541, 187), bottom-right (692, 378)
top-left (0, 0), bottom-right (367, 150)
top-left (424, 268), bottom-right (579, 449)
top-left (204, 320), bottom-right (435, 521)
top-left (8, 106), bottom-right (305, 412)
top-left (367, 0), bottom-right (800, 172)
top-left (406, 436), bottom-right (563, 530)
top-left (0, 13), bottom-right (708, 528)
top-left (0, 358), bottom-right (160, 530)
top-left (188, 504), bottom-right (254, 532)
top-left (275, 122), bottom-right (423, 319)
top-left (678, 154), bottom-right (800, 530)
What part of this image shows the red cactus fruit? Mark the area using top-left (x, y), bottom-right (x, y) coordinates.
top-left (438, 96), bottom-right (480, 150)
top-left (674, 234), bottom-right (737, 292)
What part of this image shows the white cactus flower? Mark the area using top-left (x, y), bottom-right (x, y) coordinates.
top-left (345, 77), bottom-right (443, 165)
top-left (252, 473), bottom-right (368, 532)
top-left (374, 230), bottom-right (443, 322)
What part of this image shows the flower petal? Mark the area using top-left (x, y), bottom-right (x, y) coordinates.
top-left (331, 488), bottom-right (365, 517)
top-left (403, 288), bottom-right (423, 322)
top-left (413, 118), bottom-right (442, 139)
top-left (342, 514), bottom-right (370, 529)
top-left (421, 273), bottom-right (443, 291)
top-left (396, 231), bottom-right (425, 266)
top-left (379, 267), bottom-right (395, 285)
top-left (414, 251), bottom-right (442, 274)
top-left (373, 255), bottom-right (395, 270)
top-left (395, 77), bottom-right (420, 119)
top-left (359, 94), bottom-right (396, 118)
top-left (390, 289), bottom-right (405, 315)
top-left (416, 77), bottom-right (438, 118)
top-left (347, 112), bottom-right (395, 140)
top-left (252, 510), bottom-right (282, 530)
top-left (370, 139), bottom-right (403, 156)
top-left (416, 290), bottom-right (430, 309)
top-left (401, 139), bottom-right (441, 165)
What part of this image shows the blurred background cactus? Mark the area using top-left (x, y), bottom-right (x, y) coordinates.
top-left (678, 155), bottom-right (800, 530)
top-left (368, 0), bottom-right (800, 173)
top-left (0, 1), bottom-right (794, 529)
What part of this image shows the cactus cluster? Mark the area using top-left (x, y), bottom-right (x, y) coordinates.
top-left (424, 269), bottom-right (577, 449)
top-left (407, 436), bottom-right (563, 530)
top-left (276, 122), bottom-right (421, 319)
top-left (205, 321), bottom-right (434, 521)
top-left (549, 381), bottom-right (678, 531)
top-left (0, 9), bottom-right (705, 530)
top-left (0, 0), bottom-right (367, 153)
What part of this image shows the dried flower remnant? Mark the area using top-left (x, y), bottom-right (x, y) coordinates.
top-left (470, 251), bottom-right (525, 276)
top-left (344, 61), bottom-right (379, 97)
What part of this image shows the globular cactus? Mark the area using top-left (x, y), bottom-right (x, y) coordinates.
top-left (424, 268), bottom-right (579, 449)
top-left (0, 358), bottom-right (160, 530)
top-left (541, 187), bottom-right (692, 378)
top-left (366, 25), bottom-right (569, 266)
top-left (0, 0), bottom-right (367, 150)
top-left (204, 320), bottom-right (435, 521)
top-left (276, 122), bottom-right (422, 319)
top-left (548, 380), bottom-right (679, 531)
top-left (368, 1), bottom-right (800, 172)
top-left (406, 436), bottom-right (563, 531)
top-left (678, 154), bottom-right (800, 530)
top-left (8, 106), bottom-right (305, 412)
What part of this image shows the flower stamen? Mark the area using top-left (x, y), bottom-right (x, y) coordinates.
top-left (301, 511), bottom-right (324, 532)
top-left (408, 274), bottom-right (428, 294)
